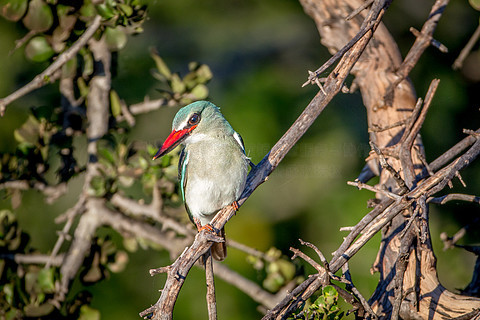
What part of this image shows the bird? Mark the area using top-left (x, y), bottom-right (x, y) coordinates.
top-left (152, 101), bottom-right (249, 261)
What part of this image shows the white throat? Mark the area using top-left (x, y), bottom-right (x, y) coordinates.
top-left (185, 133), bottom-right (212, 145)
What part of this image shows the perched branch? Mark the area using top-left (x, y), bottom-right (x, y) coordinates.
top-left (141, 0), bottom-right (393, 318)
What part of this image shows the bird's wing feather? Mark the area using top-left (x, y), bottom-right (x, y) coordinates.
top-left (178, 149), bottom-right (194, 223)
top-left (233, 131), bottom-right (246, 154)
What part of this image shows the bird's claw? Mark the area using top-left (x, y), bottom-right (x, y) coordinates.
top-left (198, 224), bottom-right (215, 233)
top-left (231, 200), bottom-right (239, 211)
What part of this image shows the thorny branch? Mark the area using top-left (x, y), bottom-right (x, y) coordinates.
top-left (383, 0), bottom-right (449, 105)
top-left (2, 0), bottom-right (479, 318)
top-left (140, 0), bottom-right (393, 318)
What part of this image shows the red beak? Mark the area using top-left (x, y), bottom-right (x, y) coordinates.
top-left (152, 125), bottom-right (197, 160)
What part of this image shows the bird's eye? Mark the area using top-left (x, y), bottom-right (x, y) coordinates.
top-left (188, 113), bottom-right (200, 126)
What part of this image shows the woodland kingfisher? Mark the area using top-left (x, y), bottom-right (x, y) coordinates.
top-left (153, 101), bottom-right (249, 260)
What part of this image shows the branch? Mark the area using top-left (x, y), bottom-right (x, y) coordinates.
top-left (45, 195), bottom-right (87, 269)
top-left (129, 97), bottom-right (169, 115)
top-left (0, 15), bottom-right (102, 116)
top-left (341, 263), bottom-right (378, 319)
top-left (398, 79), bottom-right (439, 188)
top-left (428, 193), bottom-right (480, 205)
top-left (302, 0), bottom-right (391, 87)
top-left (264, 134), bottom-right (480, 319)
top-left (205, 251), bottom-right (217, 320)
top-left (141, 1), bottom-right (393, 317)
top-left (453, 23), bottom-right (480, 70)
top-left (0, 180), bottom-right (67, 204)
top-left (383, 0), bottom-right (448, 104)
top-left (0, 253), bottom-right (64, 266)
top-left (56, 37), bottom-right (111, 302)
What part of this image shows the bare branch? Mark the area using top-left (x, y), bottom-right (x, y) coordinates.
top-left (453, 23), bottom-right (480, 70)
top-left (347, 180), bottom-right (401, 200)
top-left (46, 195), bottom-right (87, 269)
top-left (370, 141), bottom-right (409, 192)
top-left (302, 0), bottom-right (391, 87)
top-left (399, 79), bottom-right (440, 188)
top-left (428, 193), bottom-right (480, 205)
top-left (0, 253), bottom-right (64, 266)
top-left (0, 15), bottom-right (102, 116)
top-left (140, 0), bottom-right (395, 317)
top-left (341, 263), bottom-right (378, 319)
top-left (205, 251), bottom-right (217, 320)
top-left (0, 180), bottom-right (67, 203)
top-left (384, 0), bottom-right (449, 104)
top-left (346, 0), bottom-right (374, 20)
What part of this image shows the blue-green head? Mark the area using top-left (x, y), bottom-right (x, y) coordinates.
top-left (153, 101), bottom-right (234, 159)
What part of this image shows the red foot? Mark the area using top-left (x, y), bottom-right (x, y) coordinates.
top-left (193, 217), bottom-right (215, 232)
top-left (231, 200), bottom-right (239, 211)
top-left (198, 224), bottom-right (214, 232)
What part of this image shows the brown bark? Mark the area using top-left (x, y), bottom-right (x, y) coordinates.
top-left (299, 0), bottom-right (480, 319)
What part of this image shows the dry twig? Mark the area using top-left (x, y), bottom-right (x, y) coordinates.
top-left (0, 16), bottom-right (102, 116)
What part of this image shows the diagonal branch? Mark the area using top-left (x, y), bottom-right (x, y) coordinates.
top-left (140, 1), bottom-right (392, 319)
top-left (383, 0), bottom-right (449, 104)
top-left (0, 15), bottom-right (102, 116)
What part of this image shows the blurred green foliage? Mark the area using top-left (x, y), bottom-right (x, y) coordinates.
top-left (0, 0), bottom-right (479, 319)
top-left (288, 285), bottom-right (344, 320)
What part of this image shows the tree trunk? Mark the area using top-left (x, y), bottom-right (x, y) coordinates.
top-left (299, 0), bottom-right (480, 318)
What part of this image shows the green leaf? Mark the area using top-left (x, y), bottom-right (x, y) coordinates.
top-left (95, 2), bottom-right (115, 20)
top-left (277, 259), bottom-right (296, 281)
top-left (195, 64), bottom-right (213, 83)
top-left (170, 73), bottom-right (185, 94)
top-left (323, 285), bottom-right (338, 308)
top-left (151, 50), bottom-right (172, 79)
top-left (123, 237), bottom-right (138, 252)
top-left (263, 272), bottom-right (284, 292)
top-left (25, 36), bottom-right (54, 62)
top-left (89, 176), bottom-right (106, 197)
top-left (117, 3), bottom-right (132, 16)
top-left (109, 90), bottom-right (122, 117)
top-left (22, 0), bottom-right (53, 32)
top-left (469, 0), bottom-right (480, 10)
top-left (266, 247), bottom-right (282, 259)
top-left (98, 147), bottom-right (115, 164)
top-left (104, 26), bottom-right (128, 51)
top-left (37, 268), bottom-right (55, 293)
top-left (78, 305), bottom-right (101, 320)
top-left (24, 302), bottom-right (55, 317)
top-left (190, 84), bottom-right (209, 100)
top-left (14, 115), bottom-right (40, 145)
top-left (77, 77), bottom-right (89, 97)
top-left (0, 0), bottom-right (28, 21)
top-left (61, 56), bottom-right (77, 78)
top-left (147, 144), bottom-right (159, 157)
top-left (79, 0), bottom-right (95, 19)
top-left (3, 283), bottom-right (13, 304)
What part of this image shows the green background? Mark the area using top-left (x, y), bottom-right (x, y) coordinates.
top-left (1, 0), bottom-right (479, 318)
